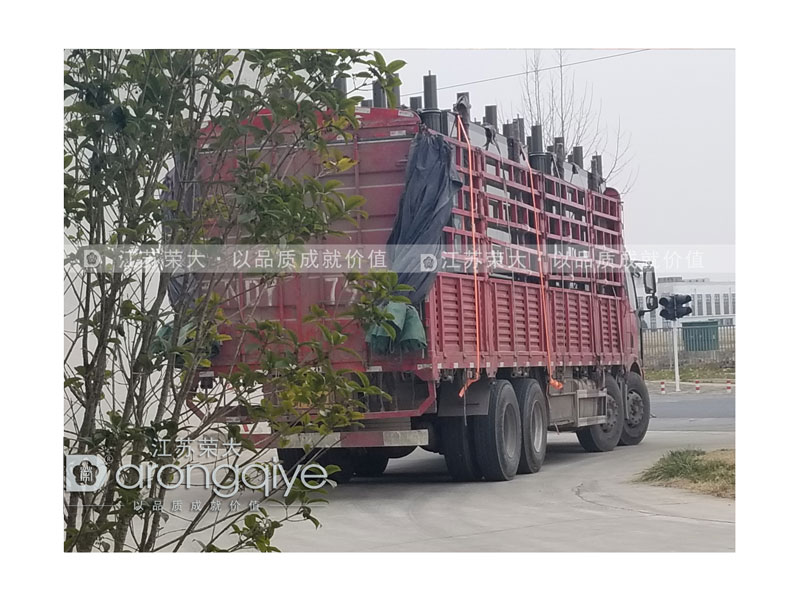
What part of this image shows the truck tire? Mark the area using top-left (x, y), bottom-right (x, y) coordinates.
top-left (441, 416), bottom-right (482, 482)
top-left (279, 448), bottom-right (354, 483)
top-left (384, 446), bottom-right (416, 459)
top-left (351, 450), bottom-right (390, 477)
top-left (619, 372), bottom-right (651, 446)
top-left (277, 448), bottom-right (306, 469)
top-left (318, 449), bottom-right (355, 484)
top-left (473, 379), bottom-right (522, 481)
top-left (511, 378), bottom-right (548, 474)
top-left (576, 374), bottom-right (624, 452)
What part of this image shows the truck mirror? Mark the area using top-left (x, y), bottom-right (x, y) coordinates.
top-left (646, 295), bottom-right (658, 311)
top-left (643, 266), bottom-right (656, 295)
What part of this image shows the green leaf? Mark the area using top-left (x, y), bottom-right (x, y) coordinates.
top-left (241, 438), bottom-right (256, 453)
top-left (386, 60), bottom-right (406, 73)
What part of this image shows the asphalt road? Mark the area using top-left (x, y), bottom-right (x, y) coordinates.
top-left (650, 392), bottom-right (735, 432)
top-left (268, 393), bottom-right (735, 552)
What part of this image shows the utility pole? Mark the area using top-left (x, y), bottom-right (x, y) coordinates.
top-left (672, 323), bottom-right (681, 392)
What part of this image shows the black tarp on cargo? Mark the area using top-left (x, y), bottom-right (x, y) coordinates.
top-left (386, 131), bottom-right (462, 304)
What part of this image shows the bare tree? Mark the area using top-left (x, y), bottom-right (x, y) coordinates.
top-left (521, 49), bottom-right (637, 194)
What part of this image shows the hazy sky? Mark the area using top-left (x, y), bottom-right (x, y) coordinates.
top-left (377, 49), bottom-right (735, 277)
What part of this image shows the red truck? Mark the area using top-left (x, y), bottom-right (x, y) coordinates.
top-left (204, 82), bottom-right (658, 483)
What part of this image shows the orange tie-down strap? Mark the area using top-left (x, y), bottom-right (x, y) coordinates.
top-left (526, 163), bottom-right (562, 391)
top-left (455, 116), bottom-right (481, 399)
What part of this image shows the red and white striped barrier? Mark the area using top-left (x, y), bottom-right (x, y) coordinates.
top-left (660, 381), bottom-right (666, 394)
top-left (726, 379), bottom-right (732, 393)
top-left (695, 380), bottom-right (700, 393)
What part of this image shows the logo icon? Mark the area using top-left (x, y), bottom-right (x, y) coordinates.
top-left (82, 249), bottom-right (102, 271)
top-left (65, 454), bottom-right (108, 492)
top-left (420, 254), bottom-right (438, 272)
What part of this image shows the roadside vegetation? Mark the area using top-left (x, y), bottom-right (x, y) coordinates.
top-left (64, 49), bottom-right (405, 552)
top-left (637, 449), bottom-right (735, 499)
top-left (646, 364), bottom-right (735, 383)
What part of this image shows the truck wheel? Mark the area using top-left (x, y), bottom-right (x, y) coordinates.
top-left (473, 380), bottom-right (522, 481)
top-left (280, 448), bottom-right (353, 483)
top-left (277, 448), bottom-right (306, 469)
top-left (441, 417), bottom-right (482, 481)
top-left (351, 450), bottom-right (390, 477)
top-left (318, 449), bottom-right (355, 484)
top-left (511, 378), bottom-right (548, 474)
top-left (576, 374), bottom-right (624, 452)
top-left (619, 372), bottom-right (651, 446)
top-left (384, 446), bottom-right (416, 459)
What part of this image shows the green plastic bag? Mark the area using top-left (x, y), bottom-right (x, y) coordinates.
top-left (366, 301), bottom-right (427, 355)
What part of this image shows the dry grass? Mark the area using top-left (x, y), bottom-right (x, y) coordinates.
top-left (637, 449), bottom-right (735, 499)
top-left (646, 365), bottom-right (735, 382)
top-left (703, 449), bottom-right (735, 465)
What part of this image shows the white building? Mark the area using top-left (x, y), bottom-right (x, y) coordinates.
top-left (639, 277), bottom-right (735, 330)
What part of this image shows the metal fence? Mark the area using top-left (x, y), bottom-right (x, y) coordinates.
top-left (641, 324), bottom-right (735, 369)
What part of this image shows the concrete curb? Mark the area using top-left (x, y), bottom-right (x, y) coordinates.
top-left (646, 380), bottom-right (735, 396)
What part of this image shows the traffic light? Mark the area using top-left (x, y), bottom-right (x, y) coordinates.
top-left (674, 294), bottom-right (693, 319)
top-left (658, 294), bottom-right (693, 321)
top-left (659, 296), bottom-right (676, 321)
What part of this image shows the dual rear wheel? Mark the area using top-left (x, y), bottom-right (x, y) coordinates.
top-left (441, 378), bottom-right (547, 482)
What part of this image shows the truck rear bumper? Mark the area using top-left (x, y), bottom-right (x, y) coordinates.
top-left (250, 429), bottom-right (429, 449)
